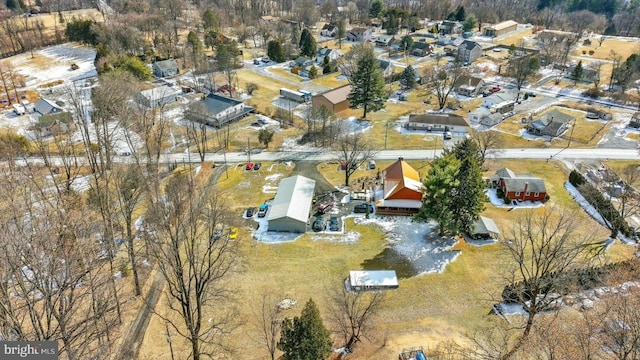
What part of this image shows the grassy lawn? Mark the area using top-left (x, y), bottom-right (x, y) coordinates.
top-left (317, 159), bottom-right (430, 187)
top-left (236, 70), bottom-right (291, 115)
top-left (268, 67), bottom-right (305, 83)
top-left (312, 72), bottom-right (349, 88)
top-left (625, 132), bottom-right (640, 142)
top-left (572, 38), bottom-right (640, 63)
top-left (494, 28), bottom-right (534, 46)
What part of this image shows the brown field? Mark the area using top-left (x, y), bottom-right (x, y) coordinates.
top-left (312, 72), bottom-right (349, 88)
top-left (134, 158), bottom-right (636, 360)
top-left (572, 38), bottom-right (640, 63)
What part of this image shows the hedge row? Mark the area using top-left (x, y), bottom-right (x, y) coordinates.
top-left (568, 170), bottom-right (632, 238)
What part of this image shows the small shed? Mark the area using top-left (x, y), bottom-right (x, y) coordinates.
top-left (267, 175), bottom-right (316, 233)
top-left (471, 216), bottom-right (500, 239)
top-left (152, 59), bottom-right (179, 78)
top-left (349, 270), bottom-right (399, 291)
top-left (484, 20), bottom-right (518, 37)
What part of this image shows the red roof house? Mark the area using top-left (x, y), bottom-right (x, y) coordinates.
top-left (490, 168), bottom-right (547, 202)
top-left (375, 158), bottom-right (424, 215)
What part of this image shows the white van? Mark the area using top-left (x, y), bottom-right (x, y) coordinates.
top-left (443, 131), bottom-right (452, 140)
top-left (12, 104), bottom-right (25, 115)
top-left (368, 160), bottom-right (376, 170)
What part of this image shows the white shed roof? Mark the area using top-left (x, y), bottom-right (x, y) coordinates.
top-left (473, 216), bottom-right (500, 235)
top-left (349, 270), bottom-right (399, 287)
top-left (139, 85), bottom-right (181, 102)
top-left (267, 175), bottom-right (316, 223)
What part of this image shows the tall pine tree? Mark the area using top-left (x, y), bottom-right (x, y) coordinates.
top-left (417, 140), bottom-right (486, 236)
top-left (347, 46), bottom-right (388, 119)
top-left (450, 138), bottom-right (486, 233)
top-left (299, 28), bottom-right (317, 58)
top-left (278, 299), bottom-right (332, 360)
top-left (417, 152), bottom-right (461, 235)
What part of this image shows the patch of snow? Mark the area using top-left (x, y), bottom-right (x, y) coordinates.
top-left (264, 173), bottom-right (283, 181)
top-left (341, 194), bottom-right (351, 204)
top-left (195, 165), bottom-right (201, 175)
top-left (251, 216), bottom-right (303, 243)
top-left (495, 302), bottom-right (528, 316)
top-left (70, 175), bottom-right (91, 193)
top-left (564, 181), bottom-right (610, 227)
top-left (486, 189), bottom-right (546, 209)
top-left (262, 185), bottom-right (278, 194)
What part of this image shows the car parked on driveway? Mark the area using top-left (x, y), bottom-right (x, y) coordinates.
top-left (253, 162), bottom-right (262, 170)
top-left (228, 227), bottom-right (238, 239)
top-left (489, 86), bottom-right (501, 93)
top-left (245, 207), bottom-right (254, 217)
top-left (329, 216), bottom-right (339, 231)
top-left (257, 204), bottom-right (268, 217)
top-left (245, 162), bottom-right (254, 170)
top-left (312, 216), bottom-right (325, 232)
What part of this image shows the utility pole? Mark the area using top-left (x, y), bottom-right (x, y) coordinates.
top-left (384, 121), bottom-right (389, 149)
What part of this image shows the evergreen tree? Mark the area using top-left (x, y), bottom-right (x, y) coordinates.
top-left (277, 299), bottom-right (332, 360)
top-left (202, 9), bottom-right (218, 31)
top-left (347, 46), bottom-right (388, 119)
top-left (300, 29), bottom-right (317, 58)
top-left (370, 0), bottom-right (385, 18)
top-left (462, 16), bottom-right (477, 32)
top-left (416, 152), bottom-right (461, 236)
top-left (399, 35), bottom-right (414, 53)
top-left (572, 60), bottom-right (584, 84)
top-left (400, 65), bottom-right (416, 90)
top-left (267, 40), bottom-right (285, 62)
top-left (455, 5), bottom-right (466, 21)
top-left (291, 25), bottom-right (300, 48)
top-left (337, 19), bottom-right (346, 49)
top-left (187, 31), bottom-right (203, 54)
top-left (309, 65), bottom-right (318, 78)
top-left (450, 138), bottom-right (486, 233)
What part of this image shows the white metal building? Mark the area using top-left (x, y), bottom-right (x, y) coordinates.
top-left (267, 175), bottom-right (316, 233)
top-left (349, 270), bottom-right (399, 291)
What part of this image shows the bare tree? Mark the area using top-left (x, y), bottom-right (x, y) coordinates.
top-left (597, 287), bottom-right (640, 359)
top-left (328, 286), bottom-right (385, 352)
top-left (334, 129), bottom-right (376, 187)
top-left (469, 129), bottom-right (503, 165)
top-left (611, 164), bottom-right (640, 222)
top-left (422, 59), bottom-right (466, 110)
top-left (256, 294), bottom-right (281, 360)
top-left (185, 103), bottom-right (210, 162)
top-left (499, 207), bottom-right (596, 359)
top-left (507, 51), bottom-right (540, 101)
top-left (565, 10), bottom-right (607, 41)
top-left (146, 171), bottom-right (239, 360)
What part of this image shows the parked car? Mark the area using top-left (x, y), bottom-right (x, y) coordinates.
top-left (329, 216), bottom-right (339, 231)
top-left (443, 131), bottom-right (452, 140)
top-left (257, 204), bottom-right (268, 217)
top-left (253, 162), bottom-right (262, 170)
top-left (489, 86), bottom-right (501, 93)
top-left (368, 160), bottom-right (376, 170)
top-left (245, 162), bottom-right (254, 170)
top-left (228, 227), bottom-right (238, 239)
top-left (245, 207), bottom-right (255, 217)
top-left (253, 59), bottom-right (260, 65)
top-left (318, 201), bottom-right (335, 214)
top-left (251, 121), bottom-right (261, 127)
top-left (312, 216), bottom-right (325, 232)
top-left (525, 91), bottom-right (537, 97)
top-left (257, 118), bottom-right (267, 125)
top-left (262, 57), bottom-right (270, 63)
top-left (353, 203), bottom-right (374, 213)
top-left (586, 112), bottom-right (599, 119)
top-left (211, 229), bottom-right (223, 242)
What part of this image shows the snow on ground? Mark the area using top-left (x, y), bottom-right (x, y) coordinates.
top-left (69, 120), bottom-right (143, 155)
top-left (70, 175), bottom-right (92, 193)
top-left (486, 189), bottom-right (546, 209)
top-left (251, 215), bottom-right (302, 243)
top-left (465, 238), bottom-right (498, 247)
top-left (163, 106), bottom-right (185, 126)
top-left (14, 44), bottom-right (97, 88)
top-left (341, 117), bottom-right (372, 135)
top-left (564, 181), bottom-right (610, 227)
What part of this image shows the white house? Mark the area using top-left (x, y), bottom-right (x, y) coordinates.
top-left (134, 85), bottom-right (181, 108)
top-left (321, 24), bottom-right (337, 37)
top-left (184, 93), bottom-right (254, 128)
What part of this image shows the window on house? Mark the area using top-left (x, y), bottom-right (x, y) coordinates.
top-left (534, 192), bottom-right (539, 197)
top-left (515, 192), bottom-right (520, 197)
top-left (526, 192), bottom-right (530, 196)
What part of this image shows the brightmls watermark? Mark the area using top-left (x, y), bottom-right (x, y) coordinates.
top-left (1, 341), bottom-right (58, 359)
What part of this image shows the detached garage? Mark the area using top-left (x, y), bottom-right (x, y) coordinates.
top-left (267, 175), bottom-right (316, 233)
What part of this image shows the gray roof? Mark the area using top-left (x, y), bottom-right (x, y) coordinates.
top-left (408, 113), bottom-right (470, 127)
top-left (538, 109), bottom-right (574, 124)
top-left (502, 177), bottom-right (546, 194)
top-left (139, 85), bottom-right (181, 102)
top-left (378, 59), bottom-right (391, 70)
top-left (473, 216), bottom-right (500, 235)
top-left (295, 56), bottom-right (311, 66)
top-left (322, 24), bottom-right (336, 31)
top-left (153, 59), bottom-right (178, 71)
top-left (454, 75), bottom-right (483, 88)
top-left (413, 41), bottom-right (430, 50)
top-left (495, 167), bottom-right (516, 179)
top-left (268, 175), bottom-right (316, 223)
top-left (34, 98), bottom-right (63, 115)
top-left (200, 93), bottom-right (243, 115)
top-left (460, 40), bottom-right (481, 51)
top-left (349, 270), bottom-right (398, 288)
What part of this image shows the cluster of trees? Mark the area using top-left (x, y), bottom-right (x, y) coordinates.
top-left (569, 170), bottom-right (633, 237)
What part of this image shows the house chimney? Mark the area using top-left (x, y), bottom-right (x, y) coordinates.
top-left (523, 182), bottom-right (529, 194)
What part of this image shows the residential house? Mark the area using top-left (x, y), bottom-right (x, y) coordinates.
top-left (483, 20), bottom-right (518, 37)
top-left (454, 75), bottom-right (485, 96)
top-left (405, 112), bottom-right (471, 134)
top-left (374, 157), bottom-right (424, 215)
top-left (184, 93), bottom-right (254, 128)
top-left (294, 56), bottom-right (314, 68)
top-left (29, 112), bottom-right (76, 138)
top-left (321, 24), bottom-right (337, 37)
top-left (482, 91), bottom-right (517, 108)
top-left (316, 47), bottom-right (342, 64)
top-left (458, 40), bottom-right (482, 64)
top-left (629, 112), bottom-right (640, 128)
top-left (374, 34), bottom-right (395, 48)
top-left (479, 113), bottom-right (504, 127)
top-left (439, 20), bottom-right (462, 35)
top-left (378, 60), bottom-right (395, 78)
top-left (312, 85), bottom-right (351, 114)
top-left (152, 59), bottom-right (178, 78)
top-left (565, 65), bottom-right (600, 83)
top-left (34, 98), bottom-right (63, 116)
top-left (259, 15), bottom-right (277, 23)
top-left (527, 109), bottom-right (574, 137)
top-left (292, 56), bottom-right (315, 77)
top-left (346, 27), bottom-right (372, 42)
top-left (412, 41), bottom-right (432, 56)
top-left (134, 85), bottom-right (181, 108)
top-left (491, 168), bottom-right (547, 202)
